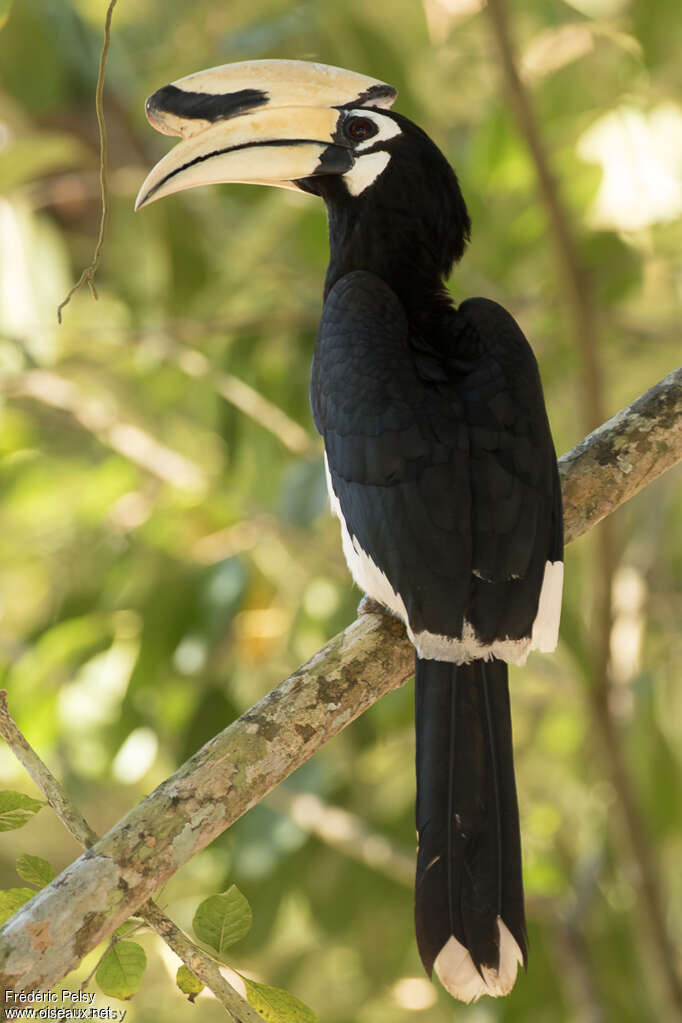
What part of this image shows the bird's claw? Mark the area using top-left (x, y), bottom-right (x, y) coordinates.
top-left (357, 595), bottom-right (394, 618)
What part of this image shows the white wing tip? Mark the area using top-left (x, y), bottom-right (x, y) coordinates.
top-left (531, 560), bottom-right (564, 652)
top-left (434, 918), bottom-right (524, 1003)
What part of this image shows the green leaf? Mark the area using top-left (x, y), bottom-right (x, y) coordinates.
top-left (0, 792), bottom-right (44, 832)
top-left (113, 918), bottom-right (144, 939)
top-left (16, 853), bottom-right (56, 889)
top-left (192, 885), bottom-right (252, 957)
top-left (95, 940), bottom-right (147, 1000)
top-left (243, 978), bottom-right (318, 1023)
top-left (0, 888), bottom-right (36, 925)
top-left (176, 965), bottom-right (204, 1002)
top-left (0, 0), bottom-right (13, 31)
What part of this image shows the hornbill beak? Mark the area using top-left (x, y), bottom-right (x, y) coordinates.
top-left (135, 59), bottom-right (397, 210)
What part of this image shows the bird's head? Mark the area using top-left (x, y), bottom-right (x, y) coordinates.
top-left (135, 60), bottom-right (470, 297)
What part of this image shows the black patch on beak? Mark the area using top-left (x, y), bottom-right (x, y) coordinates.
top-left (345, 83), bottom-right (397, 108)
top-left (146, 84), bottom-right (269, 124)
top-left (314, 145), bottom-right (355, 175)
top-left (293, 145), bottom-right (354, 195)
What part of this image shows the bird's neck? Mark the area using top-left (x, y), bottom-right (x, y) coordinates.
top-left (323, 201), bottom-right (453, 330)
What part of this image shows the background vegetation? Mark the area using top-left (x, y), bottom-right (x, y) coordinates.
top-left (0, 0), bottom-right (680, 1020)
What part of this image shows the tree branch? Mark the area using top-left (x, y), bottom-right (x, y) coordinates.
top-left (0, 368), bottom-right (680, 992)
top-left (485, 1), bottom-right (682, 1014)
top-left (559, 366), bottom-right (681, 542)
top-left (0, 693), bottom-right (265, 1023)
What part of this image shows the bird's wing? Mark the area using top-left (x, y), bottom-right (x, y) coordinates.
top-left (312, 271), bottom-right (562, 652)
top-left (454, 296), bottom-right (563, 647)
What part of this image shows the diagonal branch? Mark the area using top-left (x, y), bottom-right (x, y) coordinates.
top-left (0, 367), bottom-right (680, 992)
top-left (559, 366), bottom-right (681, 541)
top-left (485, 2), bottom-right (682, 1011)
top-left (0, 693), bottom-right (265, 1023)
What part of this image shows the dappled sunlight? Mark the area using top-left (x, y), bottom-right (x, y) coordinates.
top-left (609, 564), bottom-right (647, 715)
top-left (57, 614), bottom-right (141, 732)
top-left (578, 104), bottom-right (682, 231)
top-left (111, 726), bottom-right (159, 784)
top-left (0, 198), bottom-right (68, 361)
top-left (233, 607), bottom-right (291, 663)
top-left (392, 976), bottom-right (437, 1011)
top-left (0, 0), bottom-right (679, 1019)
top-left (422, 0), bottom-right (485, 45)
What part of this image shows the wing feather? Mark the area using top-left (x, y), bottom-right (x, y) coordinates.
top-left (312, 273), bottom-right (563, 647)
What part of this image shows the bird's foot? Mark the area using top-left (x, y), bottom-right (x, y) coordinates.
top-left (357, 595), bottom-right (396, 618)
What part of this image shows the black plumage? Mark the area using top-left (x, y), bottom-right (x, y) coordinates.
top-left (138, 71), bottom-right (564, 1001)
top-left (311, 271), bottom-right (562, 643)
top-left (306, 110), bottom-right (563, 997)
top-left (414, 657), bottom-right (525, 976)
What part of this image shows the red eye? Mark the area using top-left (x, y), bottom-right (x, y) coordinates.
top-left (344, 116), bottom-right (379, 143)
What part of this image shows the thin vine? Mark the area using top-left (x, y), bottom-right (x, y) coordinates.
top-left (56, 0), bottom-right (118, 324)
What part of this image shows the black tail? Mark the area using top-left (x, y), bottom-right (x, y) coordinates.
top-left (414, 656), bottom-right (527, 1000)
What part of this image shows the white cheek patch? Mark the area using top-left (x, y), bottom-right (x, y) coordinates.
top-left (344, 150), bottom-right (391, 196)
top-left (352, 113), bottom-right (402, 151)
top-left (339, 109), bottom-right (400, 195)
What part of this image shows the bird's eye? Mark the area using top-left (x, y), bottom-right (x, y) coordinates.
top-left (344, 116), bottom-right (379, 143)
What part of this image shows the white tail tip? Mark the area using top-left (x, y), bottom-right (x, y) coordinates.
top-left (434, 917), bottom-right (524, 1003)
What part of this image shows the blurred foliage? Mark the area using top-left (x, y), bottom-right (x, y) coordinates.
top-left (0, 0), bottom-right (681, 1021)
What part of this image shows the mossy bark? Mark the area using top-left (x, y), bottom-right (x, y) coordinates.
top-left (0, 368), bottom-right (680, 993)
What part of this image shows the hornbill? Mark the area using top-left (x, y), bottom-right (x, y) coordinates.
top-left (136, 59), bottom-right (563, 1003)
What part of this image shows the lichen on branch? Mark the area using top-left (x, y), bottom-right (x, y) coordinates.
top-left (0, 366), bottom-right (680, 993)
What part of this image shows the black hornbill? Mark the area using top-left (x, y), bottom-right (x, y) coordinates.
top-left (136, 59), bottom-right (563, 1002)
